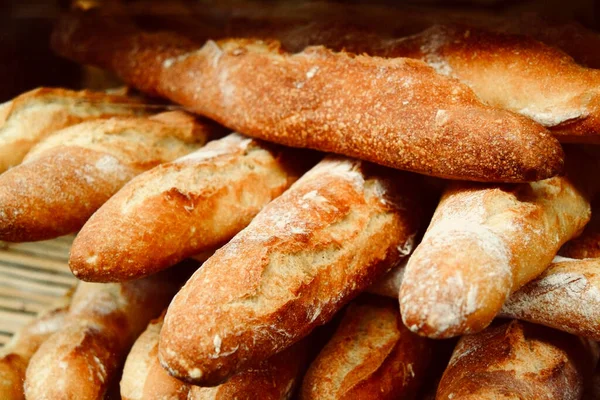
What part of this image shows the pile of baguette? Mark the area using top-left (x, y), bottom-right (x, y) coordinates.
top-left (2, 0), bottom-right (600, 399)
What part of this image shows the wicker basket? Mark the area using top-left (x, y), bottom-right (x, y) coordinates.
top-left (0, 236), bottom-right (77, 346)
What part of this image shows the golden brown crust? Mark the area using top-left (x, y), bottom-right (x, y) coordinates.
top-left (69, 133), bottom-right (314, 282)
top-left (24, 272), bottom-right (181, 400)
top-left (0, 296), bottom-right (70, 400)
top-left (0, 87), bottom-right (149, 173)
top-left (124, 7), bottom-right (600, 143)
top-left (52, 13), bottom-right (563, 182)
top-left (121, 314), bottom-right (189, 400)
top-left (189, 341), bottom-right (309, 400)
top-left (388, 24), bottom-right (600, 142)
top-left (501, 257), bottom-right (600, 341)
top-left (300, 295), bottom-right (432, 400)
top-left (122, 313), bottom-right (309, 400)
top-left (159, 156), bottom-right (426, 386)
top-left (400, 172), bottom-right (591, 338)
top-left (376, 255), bottom-right (600, 341)
top-left (0, 112), bottom-right (211, 242)
top-left (436, 320), bottom-right (599, 400)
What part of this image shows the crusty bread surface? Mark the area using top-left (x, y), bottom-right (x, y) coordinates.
top-left (436, 320), bottom-right (599, 400)
top-left (0, 87), bottom-right (149, 173)
top-left (0, 111), bottom-right (212, 242)
top-left (159, 156), bottom-right (426, 385)
top-left (51, 14), bottom-right (564, 182)
top-left (121, 313), bottom-right (189, 400)
top-left (0, 295), bottom-right (71, 400)
top-left (301, 295), bottom-right (432, 400)
top-left (122, 312), bottom-right (309, 400)
top-left (70, 132), bottom-right (315, 282)
top-left (24, 271), bottom-right (181, 400)
top-left (400, 170), bottom-right (591, 338)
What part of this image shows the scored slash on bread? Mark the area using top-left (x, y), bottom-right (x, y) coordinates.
top-left (69, 132), bottom-right (316, 282)
top-left (0, 111), bottom-right (216, 242)
top-left (52, 13), bottom-right (564, 182)
top-left (24, 270), bottom-right (183, 400)
top-left (436, 320), bottom-right (599, 400)
top-left (121, 312), bottom-right (309, 400)
top-left (300, 295), bottom-right (432, 400)
top-left (0, 87), bottom-right (151, 173)
top-left (158, 156), bottom-right (428, 386)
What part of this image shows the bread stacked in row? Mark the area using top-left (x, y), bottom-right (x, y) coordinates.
top-left (2, 1), bottom-right (600, 399)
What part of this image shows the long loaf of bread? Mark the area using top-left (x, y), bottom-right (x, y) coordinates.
top-left (373, 255), bottom-right (600, 340)
top-left (24, 272), bottom-right (182, 400)
top-left (51, 13), bottom-right (563, 182)
top-left (159, 156), bottom-right (426, 386)
top-left (247, 20), bottom-right (600, 142)
top-left (436, 320), bottom-right (599, 399)
top-left (75, 5), bottom-right (600, 144)
top-left (247, 19), bottom-right (600, 142)
top-left (0, 111), bottom-right (214, 242)
top-left (300, 295), bottom-right (432, 400)
top-left (122, 312), bottom-right (309, 400)
top-left (400, 170), bottom-right (592, 338)
top-left (0, 87), bottom-right (149, 173)
top-left (0, 295), bottom-right (71, 400)
top-left (70, 133), bottom-right (315, 282)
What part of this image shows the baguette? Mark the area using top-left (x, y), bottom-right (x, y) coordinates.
top-left (436, 320), bottom-right (599, 399)
top-left (500, 256), bottom-right (600, 341)
top-left (243, 19), bottom-right (600, 142)
top-left (24, 271), bottom-right (181, 400)
top-left (0, 111), bottom-right (213, 242)
top-left (0, 87), bottom-right (148, 173)
top-left (373, 255), bottom-right (600, 340)
top-left (300, 295), bottom-right (432, 400)
top-left (388, 25), bottom-right (600, 143)
top-left (75, 5), bottom-right (600, 144)
top-left (159, 156), bottom-right (426, 386)
top-left (52, 13), bottom-right (563, 182)
top-left (70, 133), bottom-right (314, 282)
top-left (122, 313), bottom-right (309, 400)
top-left (400, 170), bottom-right (591, 338)
top-left (0, 295), bottom-right (71, 400)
